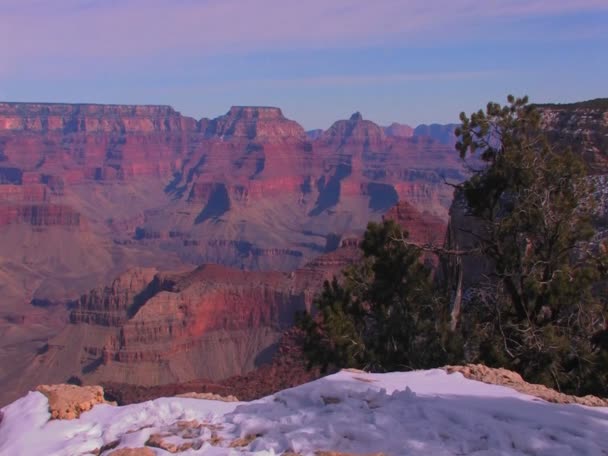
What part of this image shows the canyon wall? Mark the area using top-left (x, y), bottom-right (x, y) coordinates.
top-left (22, 244), bottom-right (359, 393)
top-left (539, 99), bottom-right (608, 174)
top-left (0, 102), bottom-right (465, 312)
top-left (0, 101), bottom-right (465, 405)
top-left (17, 199), bottom-right (443, 401)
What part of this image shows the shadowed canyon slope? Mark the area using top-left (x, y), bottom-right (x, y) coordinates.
top-left (21, 245), bottom-right (356, 393)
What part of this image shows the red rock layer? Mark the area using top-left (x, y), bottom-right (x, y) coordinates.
top-left (0, 102), bottom-right (464, 402)
top-left (384, 122), bottom-right (414, 138)
top-left (383, 200), bottom-right (447, 246)
top-left (29, 242), bottom-right (357, 388)
top-left (0, 103), bottom-right (463, 263)
top-left (0, 102), bottom-right (196, 182)
top-left (0, 204), bottom-right (82, 227)
top-left (102, 327), bottom-right (321, 405)
top-left (69, 268), bottom-right (160, 326)
top-left (538, 102), bottom-right (608, 174)
top-left (205, 106), bottom-right (306, 140)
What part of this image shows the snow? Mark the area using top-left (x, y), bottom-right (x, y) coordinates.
top-left (1, 369), bottom-right (607, 455)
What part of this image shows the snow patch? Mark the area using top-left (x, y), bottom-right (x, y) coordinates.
top-left (1, 369), bottom-right (607, 455)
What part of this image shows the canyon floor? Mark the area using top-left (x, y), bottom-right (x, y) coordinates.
top-left (2, 369), bottom-right (607, 455)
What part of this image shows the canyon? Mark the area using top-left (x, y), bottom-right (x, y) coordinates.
top-left (0, 101), bottom-right (463, 405)
top-left (0, 103), bottom-right (463, 310)
top-left (8, 202), bottom-right (447, 404)
top-left (3, 99), bottom-right (605, 407)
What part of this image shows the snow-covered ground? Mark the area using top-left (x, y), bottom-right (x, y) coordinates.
top-left (1, 369), bottom-right (607, 455)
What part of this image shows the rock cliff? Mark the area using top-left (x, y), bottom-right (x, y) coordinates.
top-left (0, 103), bottom-right (463, 290)
top-left (0, 101), bottom-right (466, 405)
top-left (413, 123), bottom-right (459, 146)
top-left (538, 99), bottom-right (608, 174)
top-left (23, 243), bottom-right (359, 393)
top-left (383, 122), bottom-right (414, 138)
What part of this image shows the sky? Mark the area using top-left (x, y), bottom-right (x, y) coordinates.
top-left (1, 0), bottom-right (607, 129)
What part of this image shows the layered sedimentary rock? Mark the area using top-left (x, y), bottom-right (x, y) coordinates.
top-left (129, 108), bottom-right (464, 272)
top-left (538, 99), bottom-right (608, 174)
top-left (0, 103), bottom-right (195, 181)
top-left (383, 122), bottom-right (414, 138)
top-left (102, 327), bottom-right (320, 405)
top-left (0, 103), bottom-right (463, 296)
top-left (0, 101), bottom-right (466, 405)
top-left (205, 106), bottom-right (306, 140)
top-left (413, 123), bottom-right (459, 146)
top-left (26, 243), bottom-right (360, 390)
top-left (22, 198), bottom-right (447, 396)
top-left (0, 204), bottom-right (82, 227)
top-left (0, 102), bottom-right (197, 308)
top-left (382, 200), bottom-right (446, 245)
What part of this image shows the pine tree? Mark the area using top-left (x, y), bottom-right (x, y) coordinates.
top-left (455, 95), bottom-right (608, 395)
top-left (298, 220), bottom-right (454, 373)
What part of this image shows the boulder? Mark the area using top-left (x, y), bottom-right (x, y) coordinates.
top-left (108, 449), bottom-right (155, 456)
top-left (35, 384), bottom-right (113, 420)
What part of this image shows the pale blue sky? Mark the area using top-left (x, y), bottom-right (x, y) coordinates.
top-left (1, 0), bottom-right (607, 129)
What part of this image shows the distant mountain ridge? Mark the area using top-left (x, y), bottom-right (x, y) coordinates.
top-left (308, 120), bottom-right (458, 145)
top-left (535, 98), bottom-right (608, 110)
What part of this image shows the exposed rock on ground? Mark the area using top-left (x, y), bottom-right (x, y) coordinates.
top-left (108, 449), bottom-right (155, 456)
top-left (175, 392), bottom-right (239, 402)
top-left (444, 364), bottom-right (608, 407)
top-left (143, 419), bottom-right (232, 452)
top-left (282, 452), bottom-right (387, 456)
top-left (2, 369), bottom-right (607, 455)
top-left (35, 384), bottom-right (113, 420)
top-left (315, 452), bottom-right (386, 456)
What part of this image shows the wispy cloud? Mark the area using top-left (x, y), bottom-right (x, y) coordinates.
top-left (252, 70), bottom-right (499, 88)
top-left (1, 0), bottom-right (606, 63)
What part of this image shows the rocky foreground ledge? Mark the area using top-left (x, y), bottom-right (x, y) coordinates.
top-left (444, 364), bottom-right (608, 408)
top-left (1, 366), bottom-right (607, 455)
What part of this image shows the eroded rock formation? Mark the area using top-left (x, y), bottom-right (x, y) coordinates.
top-left (0, 100), bottom-right (466, 406)
top-left (24, 241), bottom-right (359, 391)
top-left (538, 99), bottom-right (608, 174)
top-left (0, 102), bottom-right (463, 317)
